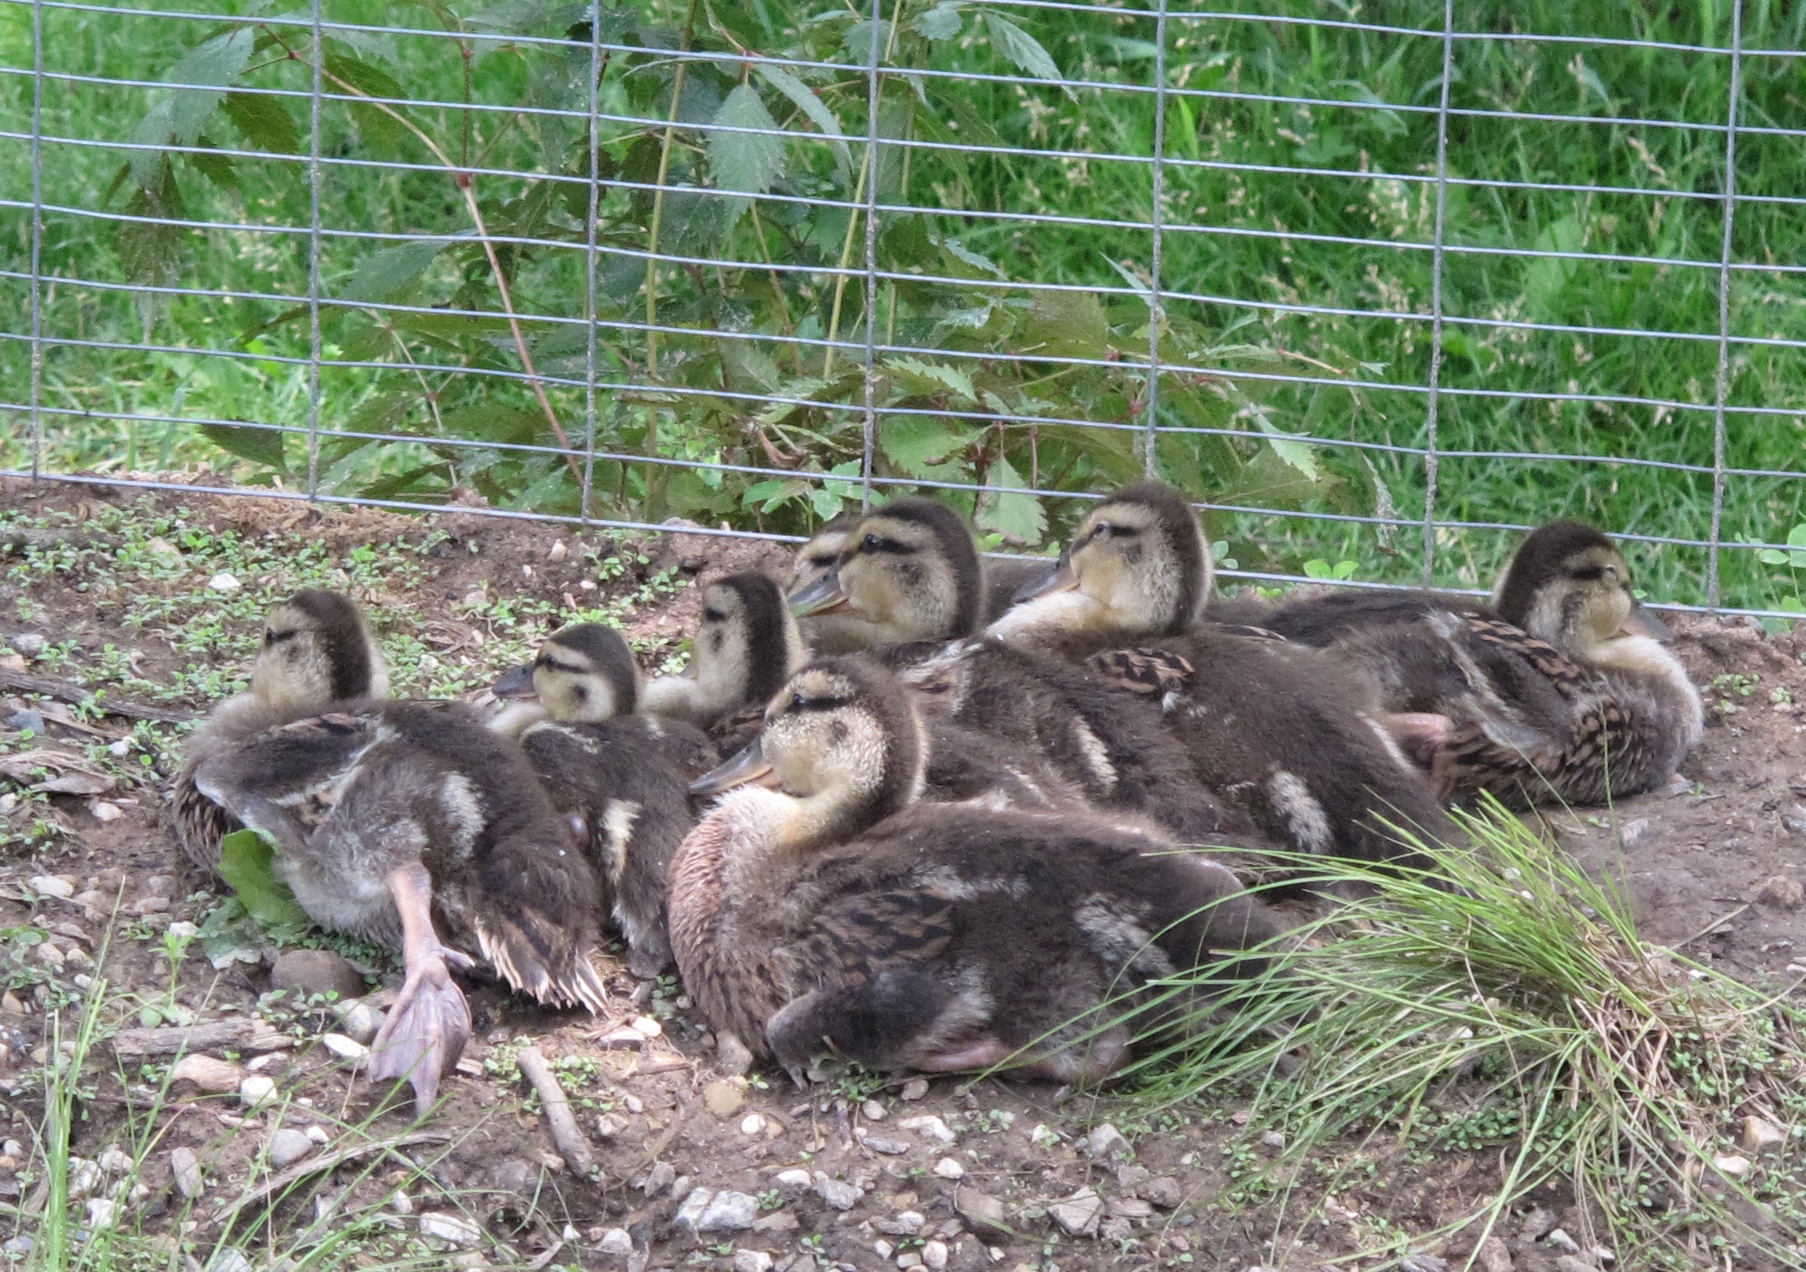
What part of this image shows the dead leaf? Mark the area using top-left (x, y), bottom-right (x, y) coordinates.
top-left (36, 771), bottom-right (117, 796)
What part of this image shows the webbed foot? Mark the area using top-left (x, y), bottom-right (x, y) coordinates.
top-left (367, 947), bottom-right (472, 1117)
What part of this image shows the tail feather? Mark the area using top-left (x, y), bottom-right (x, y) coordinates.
top-left (473, 913), bottom-right (609, 1015)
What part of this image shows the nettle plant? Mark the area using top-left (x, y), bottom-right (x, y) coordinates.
top-left (116, 0), bottom-right (1349, 549)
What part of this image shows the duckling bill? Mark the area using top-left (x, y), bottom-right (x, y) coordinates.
top-left (667, 657), bottom-right (1282, 1083)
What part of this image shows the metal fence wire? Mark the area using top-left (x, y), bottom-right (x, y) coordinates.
top-left (5, 0), bottom-right (1806, 617)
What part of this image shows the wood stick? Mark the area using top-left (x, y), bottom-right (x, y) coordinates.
top-left (515, 1045), bottom-right (594, 1177)
top-left (112, 1018), bottom-right (292, 1060)
top-left (0, 668), bottom-right (194, 725)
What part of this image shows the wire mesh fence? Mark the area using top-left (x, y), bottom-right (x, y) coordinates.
top-left (4, 0), bottom-right (1806, 616)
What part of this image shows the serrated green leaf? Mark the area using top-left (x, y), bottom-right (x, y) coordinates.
top-left (916, 2), bottom-right (963, 40)
top-left (339, 238), bottom-right (452, 304)
top-left (117, 157), bottom-right (187, 287)
top-left (196, 896), bottom-right (264, 967)
top-left (222, 89), bottom-right (300, 154)
top-left (130, 26), bottom-right (256, 188)
top-left (1251, 412), bottom-right (1320, 482)
top-left (880, 416), bottom-right (975, 478)
top-left (217, 828), bottom-right (314, 936)
top-left (981, 12), bottom-right (1071, 97)
top-left (710, 83), bottom-right (786, 202)
top-left (1024, 290), bottom-right (1109, 360)
top-left (325, 53), bottom-right (414, 155)
top-left (754, 63), bottom-right (852, 176)
top-left (841, 19), bottom-right (892, 64)
top-left (940, 237), bottom-right (1006, 280)
top-left (721, 339), bottom-right (783, 394)
top-left (888, 356), bottom-right (977, 403)
top-left (199, 421), bottom-right (287, 471)
top-left (189, 144), bottom-right (238, 193)
top-left (974, 455), bottom-right (1044, 545)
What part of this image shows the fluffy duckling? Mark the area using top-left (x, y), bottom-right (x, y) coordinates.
top-left (172, 589), bottom-right (389, 876)
top-left (183, 593), bottom-right (608, 1114)
top-left (666, 657), bottom-right (1282, 1082)
top-left (789, 510), bottom-right (1052, 654)
top-left (1252, 520), bottom-right (1703, 806)
top-left (640, 572), bottom-right (809, 757)
top-left (989, 481), bottom-right (1461, 871)
top-left (490, 623), bottom-right (712, 976)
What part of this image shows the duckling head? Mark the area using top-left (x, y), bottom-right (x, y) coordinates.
top-left (989, 480), bottom-right (1207, 642)
top-left (694, 572), bottom-right (808, 713)
top-left (692, 657), bottom-right (927, 845)
top-left (788, 498), bottom-right (983, 646)
top-left (498, 623), bottom-right (641, 724)
top-left (250, 589), bottom-right (389, 711)
top-left (1492, 520), bottom-right (1667, 658)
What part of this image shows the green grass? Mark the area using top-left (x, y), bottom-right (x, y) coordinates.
top-left (3, 0), bottom-right (1805, 609)
top-left (1122, 806), bottom-right (1806, 1269)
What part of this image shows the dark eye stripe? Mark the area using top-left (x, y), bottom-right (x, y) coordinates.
top-left (787, 694), bottom-right (847, 714)
top-left (1568, 567), bottom-right (1606, 581)
top-left (859, 533), bottom-right (912, 555)
top-left (267, 628), bottom-right (298, 644)
top-left (536, 655), bottom-right (586, 676)
top-left (702, 607), bottom-right (728, 623)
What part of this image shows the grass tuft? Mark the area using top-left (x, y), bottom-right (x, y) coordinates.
top-left (1127, 803), bottom-right (1806, 1267)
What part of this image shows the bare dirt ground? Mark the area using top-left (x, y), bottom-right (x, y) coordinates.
top-left (0, 477), bottom-right (1801, 1272)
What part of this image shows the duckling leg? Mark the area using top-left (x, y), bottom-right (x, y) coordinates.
top-left (767, 970), bottom-right (951, 1086)
top-left (366, 861), bottom-right (472, 1117)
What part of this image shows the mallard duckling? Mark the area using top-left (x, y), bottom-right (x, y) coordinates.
top-left (183, 595), bottom-right (608, 1114)
top-left (989, 481), bottom-right (1460, 870)
top-left (641, 573), bottom-right (808, 751)
top-left (788, 500), bottom-right (1243, 838)
top-left (1251, 520), bottom-right (1703, 806)
top-left (172, 589), bottom-right (390, 876)
top-left (667, 657), bottom-right (1282, 1082)
top-left (789, 511), bottom-right (1053, 654)
top-left (490, 623), bottom-right (713, 976)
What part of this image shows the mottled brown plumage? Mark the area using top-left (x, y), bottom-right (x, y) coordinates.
top-left (491, 623), bottom-right (711, 976)
top-left (667, 658), bottom-right (1283, 1082)
top-left (1251, 520), bottom-right (1703, 806)
top-left (990, 481), bottom-right (1461, 871)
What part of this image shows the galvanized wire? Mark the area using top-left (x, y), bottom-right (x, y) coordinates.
top-left (4, 0), bottom-right (1803, 616)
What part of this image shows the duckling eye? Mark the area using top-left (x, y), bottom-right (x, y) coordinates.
top-left (860, 532), bottom-right (909, 555)
top-left (701, 607), bottom-right (728, 624)
top-left (1568, 567), bottom-right (1605, 582)
top-left (265, 627), bottom-right (297, 646)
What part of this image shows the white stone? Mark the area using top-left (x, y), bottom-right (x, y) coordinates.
top-left (208, 1246), bottom-right (253, 1272)
top-left (900, 1078), bottom-right (930, 1101)
top-left (877, 1211), bottom-right (925, 1237)
top-left (596, 1228), bottom-right (633, 1256)
top-left (1083, 1123), bottom-right (1129, 1158)
top-left (320, 1033), bottom-right (368, 1060)
top-left (862, 1100), bottom-right (889, 1121)
top-left (207, 573), bottom-right (241, 593)
top-left (89, 801), bottom-right (123, 823)
top-left (170, 1147), bottom-right (204, 1199)
top-left (28, 875), bottom-right (74, 899)
top-left (305, 1124), bottom-right (330, 1146)
top-left (1545, 1228), bottom-right (1581, 1253)
top-left (873, 1240), bottom-right (894, 1259)
top-left (268, 1129), bottom-right (314, 1169)
top-left (1740, 1116), bottom-right (1787, 1155)
top-left (932, 1157), bottom-right (964, 1180)
top-left (732, 1251), bottom-right (774, 1272)
top-left (775, 1168), bottom-right (813, 1191)
top-left (419, 1212), bottom-right (482, 1245)
top-left (696, 1191), bottom-right (759, 1232)
top-left (238, 1074), bottom-right (276, 1108)
top-left (922, 1239), bottom-right (949, 1271)
top-left (67, 1158), bottom-right (101, 1199)
top-left (1712, 1154), bottom-right (1753, 1180)
top-left (813, 1172), bottom-right (862, 1211)
top-left (166, 921), bottom-right (200, 939)
top-left (98, 1148), bottom-right (135, 1174)
top-left (1048, 1186), bottom-right (1103, 1237)
top-left (674, 1188), bottom-right (714, 1232)
top-left (86, 1199), bottom-right (119, 1228)
top-left (629, 1015), bottom-right (662, 1037)
top-left (898, 1115), bottom-right (956, 1145)
top-left (741, 1114), bottom-right (768, 1136)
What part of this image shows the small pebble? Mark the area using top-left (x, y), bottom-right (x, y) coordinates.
top-left (86, 1199), bottom-right (118, 1228)
top-left (932, 1157), bottom-right (965, 1180)
top-left (740, 1114), bottom-right (768, 1136)
top-left (207, 573), bottom-right (242, 593)
top-left (629, 1015), bottom-right (662, 1038)
top-left (268, 1129), bottom-right (314, 1169)
top-left (418, 1212), bottom-right (482, 1246)
top-left (814, 1172), bottom-right (862, 1210)
top-left (732, 1251), bottom-right (773, 1272)
top-left (10, 634), bottom-right (46, 658)
top-left (6, 710), bottom-right (45, 734)
top-left (88, 801), bottom-right (123, 823)
top-left (877, 1211), bottom-right (925, 1237)
top-left (900, 1078), bottom-right (929, 1101)
top-left (238, 1074), bottom-right (277, 1109)
top-left (304, 1125), bottom-right (330, 1146)
top-left (1083, 1123), bottom-right (1130, 1158)
top-left (1545, 1228), bottom-right (1581, 1254)
top-left (921, 1239), bottom-right (948, 1271)
top-left (596, 1229), bottom-right (633, 1256)
top-left (209, 1247), bottom-right (253, 1272)
top-left (28, 875), bottom-right (75, 899)
top-left (862, 1134), bottom-right (909, 1155)
top-left (898, 1115), bottom-right (956, 1145)
top-left (169, 1148), bottom-right (204, 1199)
top-left (862, 1100), bottom-right (888, 1121)
top-left (320, 1033), bottom-right (368, 1060)
top-left (97, 1148), bottom-right (134, 1174)
top-left (171, 1054), bottom-right (245, 1094)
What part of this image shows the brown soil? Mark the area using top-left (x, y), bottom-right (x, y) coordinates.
top-left (0, 477), bottom-right (1801, 1272)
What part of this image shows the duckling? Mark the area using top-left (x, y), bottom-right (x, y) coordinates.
top-left (788, 500), bottom-right (1244, 839)
top-left (1250, 520), bottom-right (1703, 807)
top-left (490, 622), bottom-right (713, 976)
top-left (182, 594), bottom-right (609, 1114)
top-left (988, 481), bottom-right (1461, 871)
top-left (641, 573), bottom-right (808, 753)
top-left (789, 511), bottom-right (1056, 655)
top-left (172, 589), bottom-right (390, 877)
top-left (667, 657), bottom-right (1282, 1082)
